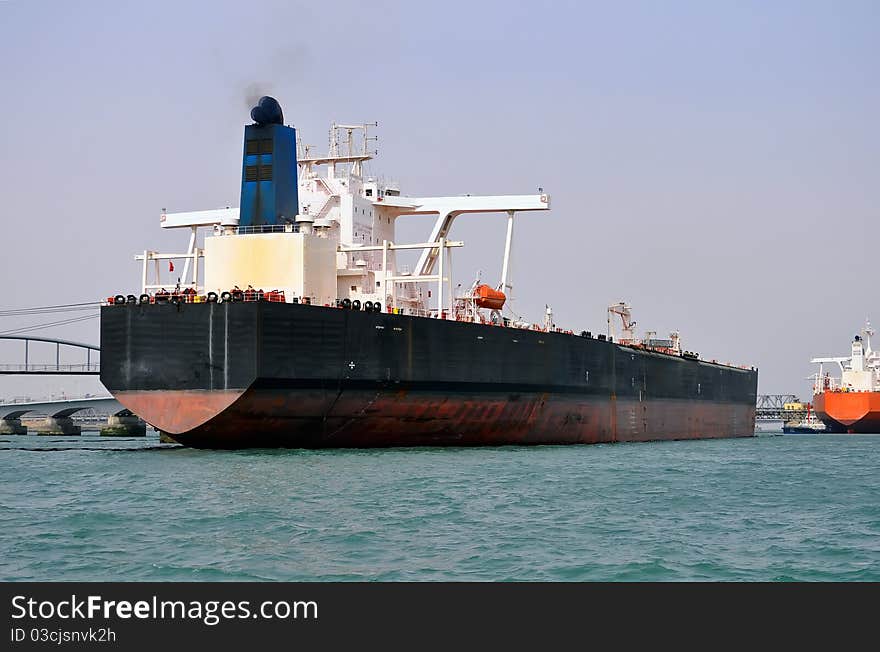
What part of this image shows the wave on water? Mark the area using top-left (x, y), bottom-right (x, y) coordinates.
top-left (1, 432), bottom-right (879, 581)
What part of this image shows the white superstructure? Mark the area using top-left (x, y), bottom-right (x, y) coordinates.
top-left (812, 320), bottom-right (880, 393)
top-left (137, 122), bottom-right (550, 321)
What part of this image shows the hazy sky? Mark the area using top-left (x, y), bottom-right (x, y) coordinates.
top-left (0, 0), bottom-right (877, 401)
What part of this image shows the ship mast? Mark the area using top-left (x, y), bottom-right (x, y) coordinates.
top-left (864, 319), bottom-right (879, 390)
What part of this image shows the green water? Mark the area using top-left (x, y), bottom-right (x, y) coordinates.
top-left (1, 430), bottom-right (878, 581)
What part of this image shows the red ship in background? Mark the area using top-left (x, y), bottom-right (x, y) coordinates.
top-left (811, 321), bottom-right (880, 433)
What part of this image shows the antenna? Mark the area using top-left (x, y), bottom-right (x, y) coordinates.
top-left (319, 122), bottom-right (379, 177)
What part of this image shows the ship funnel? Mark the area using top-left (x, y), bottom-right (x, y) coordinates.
top-left (239, 96), bottom-right (298, 228)
top-left (250, 96), bottom-right (284, 125)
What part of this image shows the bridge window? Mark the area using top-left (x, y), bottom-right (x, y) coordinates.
top-left (365, 189), bottom-right (373, 197)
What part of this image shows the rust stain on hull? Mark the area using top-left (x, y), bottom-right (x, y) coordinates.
top-left (115, 390), bottom-right (245, 435)
top-left (124, 386), bottom-right (757, 449)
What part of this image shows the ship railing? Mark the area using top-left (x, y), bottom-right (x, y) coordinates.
top-left (233, 224), bottom-right (301, 235)
top-left (818, 375), bottom-right (880, 392)
top-left (819, 378), bottom-right (842, 391)
top-left (106, 290), bottom-right (288, 305)
top-left (239, 290), bottom-right (287, 303)
top-left (0, 363), bottom-right (101, 373)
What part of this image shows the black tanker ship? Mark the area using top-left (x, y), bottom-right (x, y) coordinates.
top-left (100, 98), bottom-right (757, 448)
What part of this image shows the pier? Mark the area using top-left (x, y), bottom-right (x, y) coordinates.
top-left (755, 394), bottom-right (808, 421)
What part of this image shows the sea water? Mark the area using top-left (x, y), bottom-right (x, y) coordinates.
top-left (1, 430), bottom-right (878, 581)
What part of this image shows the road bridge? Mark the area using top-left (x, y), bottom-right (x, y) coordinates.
top-left (0, 336), bottom-right (147, 435)
top-left (0, 335), bottom-right (100, 374)
top-left (0, 397), bottom-right (143, 436)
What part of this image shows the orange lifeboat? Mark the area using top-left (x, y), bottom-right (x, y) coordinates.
top-left (474, 284), bottom-right (506, 310)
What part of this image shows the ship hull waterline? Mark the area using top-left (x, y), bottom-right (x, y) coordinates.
top-left (100, 302), bottom-right (758, 449)
top-left (812, 391), bottom-right (880, 434)
top-left (114, 387), bottom-right (756, 448)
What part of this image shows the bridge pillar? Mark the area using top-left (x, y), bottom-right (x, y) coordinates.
top-left (36, 417), bottom-right (81, 436)
top-left (100, 413), bottom-right (147, 437)
top-left (0, 417), bottom-right (27, 435)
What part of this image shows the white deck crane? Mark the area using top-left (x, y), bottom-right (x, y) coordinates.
top-left (607, 302), bottom-right (638, 345)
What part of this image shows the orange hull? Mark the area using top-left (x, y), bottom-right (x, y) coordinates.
top-left (813, 391), bottom-right (880, 433)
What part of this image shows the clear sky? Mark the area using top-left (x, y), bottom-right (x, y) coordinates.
top-left (0, 0), bottom-right (877, 401)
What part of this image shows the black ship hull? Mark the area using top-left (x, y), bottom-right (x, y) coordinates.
top-left (100, 302), bottom-right (758, 448)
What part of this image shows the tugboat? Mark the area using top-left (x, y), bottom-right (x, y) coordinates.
top-left (782, 402), bottom-right (826, 434)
